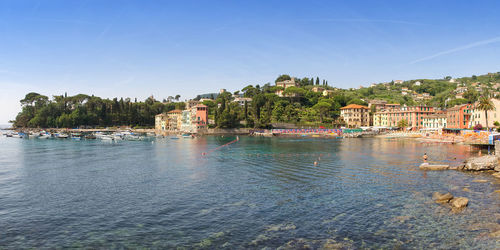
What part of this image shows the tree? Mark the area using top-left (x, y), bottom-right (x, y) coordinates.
top-left (477, 96), bottom-right (495, 131)
top-left (175, 95), bottom-right (181, 101)
top-left (315, 77), bottom-right (320, 85)
top-left (313, 100), bottom-right (332, 123)
top-left (397, 119), bottom-right (408, 130)
top-left (275, 74), bottom-right (291, 83)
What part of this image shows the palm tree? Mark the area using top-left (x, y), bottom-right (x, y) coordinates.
top-left (477, 96), bottom-right (495, 131)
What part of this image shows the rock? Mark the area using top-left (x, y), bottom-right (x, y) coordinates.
top-left (472, 179), bottom-right (488, 183)
top-left (463, 155), bottom-right (499, 171)
top-left (490, 230), bottom-right (500, 238)
top-left (463, 187), bottom-right (471, 192)
top-left (492, 172), bottom-right (500, 178)
top-left (419, 163), bottom-right (449, 170)
top-left (277, 238), bottom-right (312, 250)
top-left (450, 197), bottom-right (468, 209)
top-left (266, 223), bottom-right (296, 232)
top-left (433, 192), bottom-right (454, 204)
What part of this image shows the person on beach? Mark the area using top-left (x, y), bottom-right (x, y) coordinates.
top-left (423, 153), bottom-right (428, 163)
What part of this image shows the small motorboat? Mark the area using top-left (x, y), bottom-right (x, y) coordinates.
top-left (71, 133), bottom-right (82, 140)
top-left (56, 133), bottom-right (69, 139)
top-left (182, 133), bottom-right (193, 138)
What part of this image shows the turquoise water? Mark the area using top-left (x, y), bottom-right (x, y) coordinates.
top-left (1, 134), bottom-right (500, 249)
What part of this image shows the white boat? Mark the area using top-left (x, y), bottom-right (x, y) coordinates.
top-left (56, 133), bottom-right (69, 139)
top-left (12, 133), bottom-right (24, 138)
top-left (39, 134), bottom-right (51, 139)
top-left (28, 133), bottom-right (40, 138)
top-left (100, 135), bottom-right (114, 141)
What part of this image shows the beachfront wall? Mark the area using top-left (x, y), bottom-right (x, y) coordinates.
top-left (446, 104), bottom-right (472, 129)
top-left (272, 129), bottom-right (342, 135)
top-left (469, 99), bottom-right (500, 128)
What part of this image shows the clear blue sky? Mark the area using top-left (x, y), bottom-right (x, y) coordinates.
top-left (1, 0), bottom-right (500, 124)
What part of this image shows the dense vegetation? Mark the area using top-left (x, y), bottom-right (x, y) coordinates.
top-left (12, 93), bottom-right (185, 128)
top-left (12, 72), bottom-right (500, 129)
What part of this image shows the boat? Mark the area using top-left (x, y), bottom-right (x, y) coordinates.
top-left (12, 132), bottom-right (25, 138)
top-left (170, 137), bottom-right (180, 140)
top-left (71, 133), bottom-right (82, 140)
top-left (56, 133), bottom-right (69, 139)
top-left (84, 134), bottom-right (97, 140)
top-left (182, 133), bottom-right (193, 138)
top-left (39, 134), bottom-right (51, 139)
top-left (28, 132), bottom-right (40, 138)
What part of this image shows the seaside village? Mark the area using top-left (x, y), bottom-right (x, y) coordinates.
top-left (153, 76), bottom-right (500, 144)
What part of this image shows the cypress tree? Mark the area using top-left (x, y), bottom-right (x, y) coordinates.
top-left (316, 77), bottom-right (320, 85)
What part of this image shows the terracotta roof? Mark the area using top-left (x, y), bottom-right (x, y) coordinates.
top-left (340, 104), bottom-right (369, 110)
top-left (194, 104), bottom-right (207, 108)
top-left (167, 109), bottom-right (182, 114)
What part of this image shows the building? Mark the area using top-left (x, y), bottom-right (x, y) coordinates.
top-left (276, 77), bottom-right (299, 89)
top-left (180, 109), bottom-right (196, 133)
top-left (167, 109), bottom-right (182, 131)
top-left (193, 104), bottom-right (208, 130)
top-left (368, 100), bottom-right (388, 112)
top-left (446, 104), bottom-right (472, 129)
top-left (373, 112), bottom-right (388, 127)
top-left (311, 86), bottom-right (325, 93)
top-left (155, 113), bottom-right (168, 134)
top-left (340, 104), bottom-right (370, 128)
top-left (233, 97), bottom-right (252, 106)
top-left (394, 80), bottom-right (403, 84)
top-left (322, 89), bottom-right (334, 96)
top-left (469, 99), bottom-right (500, 128)
top-left (275, 77), bottom-right (299, 97)
top-left (385, 106), bottom-right (436, 129)
top-left (185, 100), bottom-right (200, 109)
top-left (423, 113), bottom-right (447, 129)
top-left (385, 103), bottom-right (401, 111)
top-left (414, 81), bottom-right (421, 86)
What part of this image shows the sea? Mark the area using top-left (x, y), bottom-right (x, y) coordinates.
top-left (1, 134), bottom-right (500, 249)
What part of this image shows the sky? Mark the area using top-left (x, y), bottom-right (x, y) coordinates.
top-left (1, 0), bottom-right (500, 124)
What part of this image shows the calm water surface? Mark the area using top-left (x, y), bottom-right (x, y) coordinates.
top-left (1, 134), bottom-right (500, 249)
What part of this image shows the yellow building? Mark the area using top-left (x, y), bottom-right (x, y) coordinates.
top-left (155, 113), bottom-right (168, 134)
top-left (340, 104), bottom-right (370, 128)
top-left (373, 112), bottom-right (388, 127)
top-left (167, 109), bottom-right (182, 131)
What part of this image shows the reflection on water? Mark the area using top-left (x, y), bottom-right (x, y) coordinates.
top-left (0, 136), bottom-right (500, 248)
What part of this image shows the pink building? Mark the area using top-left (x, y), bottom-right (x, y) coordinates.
top-left (194, 104), bottom-right (208, 129)
top-left (386, 106), bottom-right (436, 129)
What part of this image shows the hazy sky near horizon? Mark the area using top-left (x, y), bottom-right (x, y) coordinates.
top-left (1, 0), bottom-right (500, 124)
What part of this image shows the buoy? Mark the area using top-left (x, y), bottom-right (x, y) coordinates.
top-left (314, 161), bottom-right (318, 166)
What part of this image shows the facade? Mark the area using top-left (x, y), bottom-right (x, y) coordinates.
top-left (469, 99), bottom-right (500, 128)
top-left (233, 97), bottom-right (252, 106)
top-left (180, 109), bottom-right (196, 133)
top-left (155, 113), bottom-right (168, 133)
top-left (167, 109), bottom-right (182, 131)
top-left (384, 106), bottom-right (435, 129)
top-left (373, 112), bottom-right (388, 127)
top-left (322, 89), bottom-right (334, 96)
top-left (193, 104), bottom-right (208, 130)
top-left (311, 87), bottom-right (325, 93)
top-left (276, 77), bottom-right (299, 89)
top-left (368, 99), bottom-right (388, 112)
top-left (423, 114), bottom-right (447, 129)
top-left (275, 78), bottom-right (299, 97)
top-left (446, 104), bottom-right (472, 129)
top-left (340, 104), bottom-right (370, 128)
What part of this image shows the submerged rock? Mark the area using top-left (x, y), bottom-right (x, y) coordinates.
top-left (463, 155), bottom-right (499, 171)
top-left (472, 179), bottom-right (489, 183)
top-left (432, 192), bottom-right (454, 204)
top-left (266, 223), bottom-right (296, 232)
top-left (450, 197), bottom-right (468, 209)
top-left (277, 238), bottom-right (312, 250)
top-left (419, 163), bottom-right (449, 170)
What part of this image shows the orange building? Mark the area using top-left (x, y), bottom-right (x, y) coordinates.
top-left (446, 104), bottom-right (472, 129)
